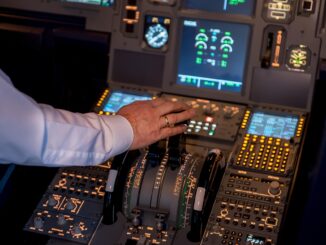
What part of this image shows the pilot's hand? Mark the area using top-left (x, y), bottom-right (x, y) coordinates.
top-left (117, 98), bottom-right (196, 150)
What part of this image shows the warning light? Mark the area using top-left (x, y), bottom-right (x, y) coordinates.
top-left (205, 116), bottom-right (214, 123)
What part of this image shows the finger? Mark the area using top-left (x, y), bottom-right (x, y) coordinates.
top-left (157, 101), bottom-right (191, 116)
top-left (159, 115), bottom-right (169, 129)
top-left (166, 109), bottom-right (196, 125)
top-left (160, 124), bottom-right (187, 139)
top-left (151, 98), bottom-right (166, 107)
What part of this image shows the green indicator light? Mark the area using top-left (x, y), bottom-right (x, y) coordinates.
top-left (186, 77), bottom-right (192, 82)
top-left (203, 81), bottom-right (215, 87)
top-left (209, 130), bottom-right (215, 136)
top-left (196, 57), bottom-right (202, 64)
top-left (199, 28), bottom-right (206, 33)
top-left (222, 40), bottom-right (232, 44)
top-left (197, 37), bottom-right (206, 41)
top-left (228, 0), bottom-right (245, 6)
top-left (222, 54), bottom-right (229, 58)
top-left (198, 45), bottom-right (204, 49)
top-left (225, 32), bottom-right (231, 36)
top-left (221, 60), bottom-right (228, 67)
top-left (197, 51), bottom-right (203, 55)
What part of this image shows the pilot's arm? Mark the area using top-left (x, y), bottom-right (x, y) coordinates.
top-left (0, 69), bottom-right (195, 167)
top-left (0, 69), bottom-right (133, 166)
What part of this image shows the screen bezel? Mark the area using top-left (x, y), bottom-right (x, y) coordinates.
top-left (171, 17), bottom-right (252, 97)
top-left (182, 0), bottom-right (257, 17)
top-left (247, 111), bottom-right (299, 140)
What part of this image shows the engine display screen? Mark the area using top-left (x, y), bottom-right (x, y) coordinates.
top-left (247, 112), bottom-right (298, 140)
top-left (184, 0), bottom-right (256, 16)
top-left (61, 0), bottom-right (114, 6)
top-left (176, 19), bottom-right (251, 93)
top-left (103, 91), bottom-right (152, 113)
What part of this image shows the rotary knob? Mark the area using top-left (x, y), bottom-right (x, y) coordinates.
top-left (269, 181), bottom-right (281, 196)
top-left (156, 221), bottom-right (166, 231)
top-left (33, 216), bottom-right (44, 229)
top-left (66, 199), bottom-right (75, 210)
top-left (223, 107), bottom-right (233, 119)
top-left (57, 214), bottom-right (66, 226)
top-left (132, 216), bottom-right (141, 227)
top-left (48, 195), bottom-right (57, 207)
top-left (203, 104), bottom-right (214, 116)
top-left (71, 223), bottom-right (82, 236)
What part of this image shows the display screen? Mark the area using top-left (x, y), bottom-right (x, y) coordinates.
top-left (103, 91), bottom-right (151, 113)
top-left (176, 19), bottom-right (251, 93)
top-left (246, 234), bottom-right (266, 245)
top-left (184, 0), bottom-right (256, 16)
top-left (247, 112), bottom-right (298, 140)
top-left (61, 0), bottom-right (114, 6)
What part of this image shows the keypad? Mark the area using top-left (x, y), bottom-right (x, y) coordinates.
top-left (186, 120), bottom-right (217, 136)
top-left (235, 134), bottom-right (291, 174)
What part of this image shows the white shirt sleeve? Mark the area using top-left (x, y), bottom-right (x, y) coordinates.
top-left (0, 69), bottom-right (134, 167)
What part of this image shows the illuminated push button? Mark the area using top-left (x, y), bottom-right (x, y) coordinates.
top-left (205, 116), bottom-right (214, 123)
top-left (269, 181), bottom-right (281, 196)
top-left (209, 130), bottom-right (215, 136)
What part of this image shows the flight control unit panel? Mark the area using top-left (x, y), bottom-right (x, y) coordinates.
top-left (14, 0), bottom-right (325, 244)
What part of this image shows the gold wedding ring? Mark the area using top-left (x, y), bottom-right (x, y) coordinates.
top-left (164, 115), bottom-right (171, 128)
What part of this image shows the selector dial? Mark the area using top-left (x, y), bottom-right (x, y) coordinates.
top-left (203, 104), bottom-right (219, 116)
top-left (269, 181), bottom-right (281, 196)
top-left (57, 214), bottom-right (67, 226)
top-left (33, 216), bottom-right (44, 229)
top-left (47, 195), bottom-right (57, 207)
top-left (66, 198), bottom-right (76, 210)
top-left (71, 223), bottom-right (82, 236)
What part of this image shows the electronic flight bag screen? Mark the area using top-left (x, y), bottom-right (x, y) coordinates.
top-left (103, 92), bottom-right (152, 113)
top-left (184, 0), bottom-right (256, 16)
top-left (247, 112), bottom-right (298, 140)
top-left (176, 19), bottom-right (251, 93)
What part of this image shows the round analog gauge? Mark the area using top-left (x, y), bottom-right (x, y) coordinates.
top-left (145, 24), bottom-right (169, 49)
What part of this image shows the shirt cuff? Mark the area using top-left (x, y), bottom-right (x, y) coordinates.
top-left (105, 115), bottom-right (134, 157)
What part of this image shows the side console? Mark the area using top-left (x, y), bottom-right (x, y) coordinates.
top-left (202, 108), bottom-right (305, 245)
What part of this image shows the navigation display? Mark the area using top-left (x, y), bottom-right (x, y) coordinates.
top-left (103, 91), bottom-right (151, 113)
top-left (184, 0), bottom-right (256, 16)
top-left (61, 0), bottom-right (114, 6)
top-left (247, 112), bottom-right (298, 139)
top-left (176, 19), bottom-right (250, 93)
